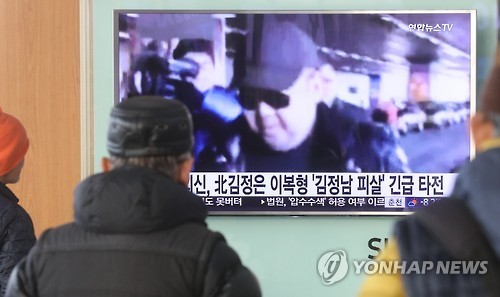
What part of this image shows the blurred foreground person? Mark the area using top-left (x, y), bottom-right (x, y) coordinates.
top-left (0, 108), bottom-right (35, 297)
top-left (357, 62), bottom-right (500, 296)
top-left (6, 97), bottom-right (261, 297)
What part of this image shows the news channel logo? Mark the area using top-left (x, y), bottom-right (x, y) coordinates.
top-left (317, 249), bottom-right (488, 286)
top-left (317, 250), bottom-right (349, 285)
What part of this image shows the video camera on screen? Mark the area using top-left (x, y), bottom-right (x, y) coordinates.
top-left (128, 54), bottom-right (197, 101)
top-left (129, 53), bottom-right (241, 124)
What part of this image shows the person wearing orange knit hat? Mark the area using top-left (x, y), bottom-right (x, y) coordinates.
top-left (0, 107), bottom-right (30, 180)
top-left (0, 107), bottom-right (35, 297)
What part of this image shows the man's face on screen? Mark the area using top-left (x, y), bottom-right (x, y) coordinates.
top-left (184, 52), bottom-right (216, 93)
top-left (243, 68), bottom-right (319, 152)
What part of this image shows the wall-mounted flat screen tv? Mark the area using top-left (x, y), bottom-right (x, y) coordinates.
top-left (115, 10), bottom-right (475, 215)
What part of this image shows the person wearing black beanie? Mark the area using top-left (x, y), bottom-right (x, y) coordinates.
top-left (6, 96), bottom-right (261, 297)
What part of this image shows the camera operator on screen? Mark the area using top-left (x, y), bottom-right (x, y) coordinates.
top-left (127, 38), bottom-right (243, 172)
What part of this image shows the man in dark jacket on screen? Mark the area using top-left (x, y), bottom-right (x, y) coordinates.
top-left (6, 96), bottom-right (261, 297)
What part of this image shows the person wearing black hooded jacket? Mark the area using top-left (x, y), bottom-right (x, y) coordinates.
top-left (5, 96), bottom-right (261, 297)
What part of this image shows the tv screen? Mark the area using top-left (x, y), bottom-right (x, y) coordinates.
top-left (115, 11), bottom-right (475, 215)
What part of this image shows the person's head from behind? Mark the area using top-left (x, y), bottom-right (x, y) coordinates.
top-left (103, 96), bottom-right (194, 186)
top-left (146, 39), bottom-right (160, 53)
top-left (318, 62), bottom-right (337, 106)
top-left (173, 38), bottom-right (216, 93)
top-left (372, 108), bottom-right (389, 124)
top-left (0, 107), bottom-right (29, 184)
top-left (238, 21), bottom-right (325, 152)
top-left (471, 62), bottom-right (500, 153)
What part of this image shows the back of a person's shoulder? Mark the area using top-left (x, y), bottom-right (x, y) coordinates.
top-left (166, 223), bottom-right (225, 258)
top-left (36, 222), bottom-right (224, 259)
top-left (33, 223), bottom-right (83, 251)
top-left (0, 193), bottom-right (16, 213)
top-left (0, 197), bottom-right (27, 231)
top-left (0, 199), bottom-right (15, 219)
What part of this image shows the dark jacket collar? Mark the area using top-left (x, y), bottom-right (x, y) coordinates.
top-left (74, 165), bottom-right (207, 233)
top-left (0, 182), bottom-right (19, 203)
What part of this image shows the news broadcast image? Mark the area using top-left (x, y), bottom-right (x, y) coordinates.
top-left (116, 12), bottom-right (473, 215)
